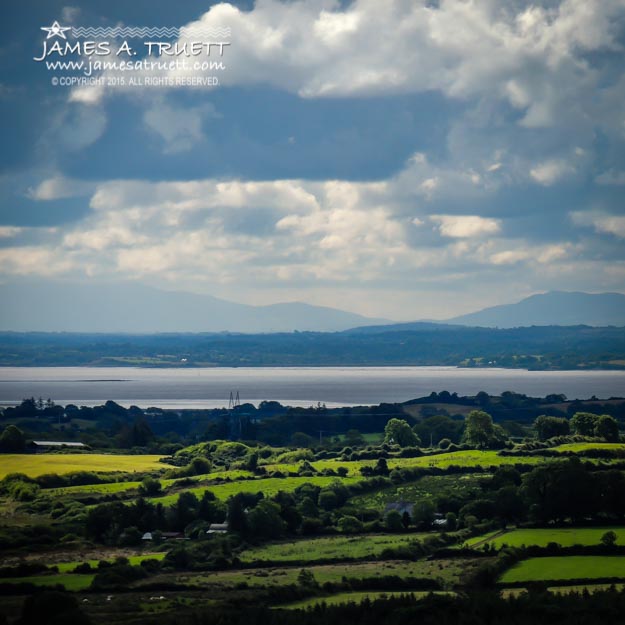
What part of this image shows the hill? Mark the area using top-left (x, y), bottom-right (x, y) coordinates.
top-left (445, 291), bottom-right (625, 328)
top-left (0, 281), bottom-right (388, 333)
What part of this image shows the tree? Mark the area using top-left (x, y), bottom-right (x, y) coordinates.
top-left (290, 432), bottom-right (315, 448)
top-left (337, 515), bottom-right (364, 533)
top-left (601, 530), bottom-right (617, 548)
top-left (462, 411), bottom-right (501, 449)
top-left (534, 415), bottom-right (570, 441)
top-left (384, 418), bottom-right (419, 447)
top-left (138, 477), bottom-right (162, 496)
top-left (247, 500), bottom-right (286, 539)
top-left (297, 568), bottom-right (318, 588)
top-left (412, 500), bottom-right (435, 529)
top-left (344, 429), bottom-right (366, 447)
top-left (570, 412), bottom-right (599, 436)
top-left (385, 510), bottom-right (404, 531)
top-left (595, 415), bottom-right (619, 442)
top-left (0, 425), bottom-right (26, 452)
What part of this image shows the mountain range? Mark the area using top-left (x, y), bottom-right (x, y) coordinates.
top-left (445, 291), bottom-right (625, 328)
top-left (0, 282), bottom-right (387, 333)
top-left (0, 282), bottom-right (623, 332)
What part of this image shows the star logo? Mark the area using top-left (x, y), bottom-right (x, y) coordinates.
top-left (40, 21), bottom-right (71, 40)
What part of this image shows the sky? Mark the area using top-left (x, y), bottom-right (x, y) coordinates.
top-left (1, 0), bottom-right (625, 322)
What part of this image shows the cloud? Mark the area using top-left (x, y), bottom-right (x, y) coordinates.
top-left (489, 243), bottom-right (571, 265)
top-left (529, 159), bottom-right (573, 186)
top-left (595, 170), bottom-right (625, 186)
top-left (27, 176), bottom-right (94, 201)
top-left (143, 99), bottom-right (219, 153)
top-left (572, 210), bottom-right (625, 239)
top-left (69, 0), bottom-right (625, 136)
top-left (430, 215), bottom-right (501, 238)
top-left (0, 227), bottom-right (22, 238)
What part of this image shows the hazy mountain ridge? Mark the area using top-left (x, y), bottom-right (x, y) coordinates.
top-left (445, 291), bottom-right (625, 328)
top-left (0, 282), bottom-right (389, 333)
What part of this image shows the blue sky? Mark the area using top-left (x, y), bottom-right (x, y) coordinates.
top-left (1, 0), bottom-right (625, 320)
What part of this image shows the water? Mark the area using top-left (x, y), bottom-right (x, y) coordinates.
top-left (0, 366), bottom-right (623, 409)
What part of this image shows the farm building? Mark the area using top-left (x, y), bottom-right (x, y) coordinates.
top-left (206, 523), bottom-right (228, 534)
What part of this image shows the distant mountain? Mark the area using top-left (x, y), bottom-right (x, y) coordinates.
top-left (0, 281), bottom-right (389, 333)
top-left (446, 291), bottom-right (625, 328)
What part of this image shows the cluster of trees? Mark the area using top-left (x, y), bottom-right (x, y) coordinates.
top-left (534, 412), bottom-right (620, 442)
top-left (452, 459), bottom-right (625, 527)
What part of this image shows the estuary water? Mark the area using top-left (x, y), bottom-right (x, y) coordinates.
top-left (0, 366), bottom-right (623, 409)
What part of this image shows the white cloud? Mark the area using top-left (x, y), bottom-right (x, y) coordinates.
top-left (0, 227), bottom-right (22, 238)
top-left (489, 243), bottom-right (570, 265)
top-left (69, 0), bottom-right (625, 137)
top-left (430, 215), bottom-right (501, 238)
top-left (529, 159), bottom-right (572, 185)
top-left (571, 210), bottom-right (625, 239)
top-left (27, 176), bottom-right (93, 200)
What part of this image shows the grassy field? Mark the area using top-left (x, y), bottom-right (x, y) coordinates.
top-left (348, 474), bottom-right (487, 511)
top-left (0, 454), bottom-right (170, 478)
top-left (467, 527), bottom-right (625, 549)
top-left (45, 469), bottom-right (253, 496)
top-left (239, 533), bottom-right (432, 563)
top-left (150, 475), bottom-right (361, 505)
top-left (265, 450), bottom-right (548, 477)
top-left (178, 558), bottom-right (490, 589)
top-left (552, 443), bottom-right (625, 454)
top-left (279, 590), bottom-right (453, 609)
top-left (500, 556), bottom-right (625, 583)
top-left (0, 573), bottom-right (95, 591)
top-left (54, 552), bottom-right (166, 573)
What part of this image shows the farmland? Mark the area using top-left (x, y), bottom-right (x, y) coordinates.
top-left (279, 590), bottom-right (454, 609)
top-left (500, 556), bottom-right (625, 584)
top-left (239, 533), bottom-right (432, 563)
top-left (467, 527), bottom-right (625, 549)
top-left (0, 454), bottom-right (170, 479)
top-left (178, 558), bottom-right (488, 589)
top-left (2, 396), bottom-right (625, 625)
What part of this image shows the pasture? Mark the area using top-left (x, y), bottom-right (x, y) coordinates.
top-left (239, 533), bottom-right (432, 563)
top-left (279, 590), bottom-right (454, 609)
top-left (467, 527), bottom-right (625, 549)
top-left (180, 557), bottom-right (491, 589)
top-left (0, 573), bottom-right (95, 591)
top-left (150, 475), bottom-right (361, 505)
top-left (0, 454), bottom-right (170, 479)
top-left (500, 556), bottom-right (625, 584)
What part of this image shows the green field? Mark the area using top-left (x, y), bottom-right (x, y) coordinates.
top-left (266, 449), bottom-right (548, 477)
top-left (46, 469), bottom-right (253, 496)
top-left (552, 443), bottom-right (625, 454)
top-left (239, 533), bottom-right (432, 563)
top-left (54, 552), bottom-right (166, 573)
top-left (0, 573), bottom-right (95, 591)
top-left (348, 474), bottom-right (486, 511)
top-left (0, 454), bottom-right (170, 478)
top-left (178, 557), bottom-right (490, 589)
top-left (500, 556), bottom-right (625, 583)
top-left (467, 527), bottom-right (625, 549)
top-left (279, 590), bottom-right (453, 609)
top-left (150, 475), bottom-right (361, 505)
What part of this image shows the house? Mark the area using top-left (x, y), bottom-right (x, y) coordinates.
top-left (142, 532), bottom-right (153, 541)
top-left (206, 523), bottom-right (228, 534)
top-left (31, 440), bottom-right (87, 453)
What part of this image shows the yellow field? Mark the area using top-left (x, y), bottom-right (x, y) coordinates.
top-left (0, 454), bottom-right (170, 478)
